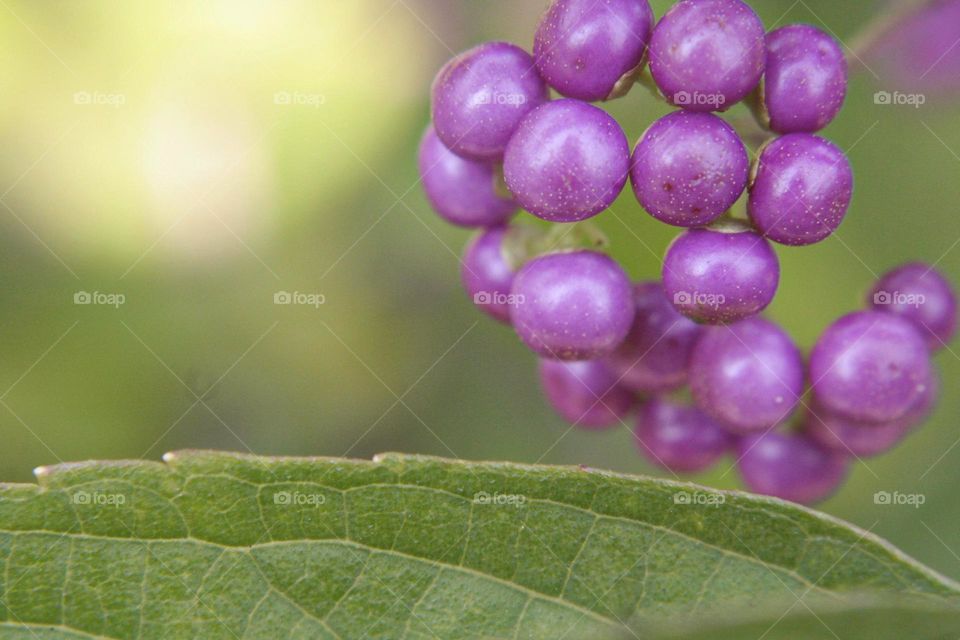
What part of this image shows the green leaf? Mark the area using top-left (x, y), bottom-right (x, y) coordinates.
top-left (0, 451), bottom-right (957, 639)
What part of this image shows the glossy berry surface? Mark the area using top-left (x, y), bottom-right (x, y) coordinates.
top-left (662, 225), bottom-right (780, 324)
top-left (606, 281), bottom-right (702, 393)
top-left (418, 127), bottom-right (517, 227)
top-left (649, 0), bottom-right (765, 111)
top-left (431, 42), bottom-right (548, 161)
top-left (510, 250), bottom-right (634, 360)
top-left (461, 226), bottom-right (517, 324)
top-left (869, 262), bottom-right (958, 350)
top-left (762, 24), bottom-right (847, 133)
top-left (630, 111), bottom-right (749, 227)
top-left (810, 311), bottom-right (933, 423)
top-left (690, 317), bottom-right (804, 433)
top-left (736, 431), bottom-right (848, 504)
top-left (635, 398), bottom-right (731, 473)
top-left (539, 359), bottom-right (634, 429)
top-left (534, 0), bottom-right (654, 102)
top-left (503, 99), bottom-right (630, 222)
top-left (748, 134), bottom-right (853, 246)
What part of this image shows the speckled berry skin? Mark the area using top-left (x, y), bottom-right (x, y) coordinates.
top-left (690, 317), bottom-right (804, 433)
top-left (762, 25), bottom-right (847, 133)
top-left (810, 311), bottom-right (933, 423)
top-left (503, 99), bottom-right (630, 222)
top-left (533, 0), bottom-right (654, 102)
top-left (606, 281), bottom-right (702, 393)
top-left (630, 111), bottom-right (749, 227)
top-left (431, 42), bottom-right (549, 161)
top-left (869, 262), bottom-right (958, 350)
top-left (662, 225), bottom-right (780, 324)
top-left (748, 134), bottom-right (853, 246)
top-left (736, 431), bottom-right (848, 504)
top-left (635, 399), bottom-right (731, 473)
top-left (418, 127), bottom-right (517, 227)
top-left (539, 359), bottom-right (635, 429)
top-left (649, 0), bottom-right (765, 111)
top-left (461, 226), bottom-right (516, 324)
top-left (509, 250), bottom-right (634, 360)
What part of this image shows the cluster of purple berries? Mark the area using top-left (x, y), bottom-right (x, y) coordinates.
top-left (419, 0), bottom-right (957, 504)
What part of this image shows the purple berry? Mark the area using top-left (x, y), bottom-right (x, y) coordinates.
top-left (762, 25), bottom-right (847, 134)
top-left (418, 127), bottom-right (517, 227)
top-left (630, 110), bottom-right (749, 227)
top-left (662, 224), bottom-right (780, 324)
top-left (539, 359), bottom-right (635, 429)
top-left (804, 408), bottom-right (910, 459)
top-left (635, 398), bottom-right (731, 473)
top-left (461, 226), bottom-right (517, 323)
top-left (510, 250), bottom-right (634, 360)
top-left (748, 134), bottom-right (853, 246)
top-left (605, 281), bottom-right (702, 393)
top-left (868, 0), bottom-right (960, 97)
top-left (534, 0), bottom-right (654, 101)
top-left (805, 372), bottom-right (941, 456)
top-left (869, 262), bottom-right (957, 350)
top-left (690, 317), bottom-right (804, 433)
top-left (431, 42), bottom-right (549, 161)
top-left (649, 0), bottom-right (765, 111)
top-left (503, 99), bottom-right (630, 222)
top-left (736, 431), bottom-right (849, 504)
top-left (810, 311), bottom-right (933, 423)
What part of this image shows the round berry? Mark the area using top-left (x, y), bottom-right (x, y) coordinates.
top-left (461, 226), bottom-right (517, 323)
top-left (762, 24), bottom-right (847, 133)
top-left (510, 250), bottom-right (634, 360)
top-left (630, 111), bottom-right (749, 227)
top-left (635, 398), bottom-right (731, 473)
top-left (534, 0), bottom-right (654, 101)
top-left (539, 359), bottom-right (635, 429)
top-left (736, 431), bottom-right (848, 504)
top-left (868, 262), bottom-right (957, 350)
top-left (431, 42), bottom-right (549, 161)
top-left (605, 281), bottom-right (702, 393)
top-left (810, 311), bottom-right (933, 423)
top-left (418, 127), bottom-right (517, 227)
top-left (503, 99), bottom-right (630, 222)
top-left (690, 317), bottom-right (804, 433)
top-left (804, 408), bottom-right (911, 458)
top-left (748, 134), bottom-right (853, 246)
top-left (649, 0), bottom-right (765, 111)
top-left (662, 224), bottom-right (780, 324)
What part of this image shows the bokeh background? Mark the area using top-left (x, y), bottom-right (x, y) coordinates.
top-left (0, 0), bottom-right (958, 579)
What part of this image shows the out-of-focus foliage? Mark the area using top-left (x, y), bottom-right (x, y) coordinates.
top-left (0, 0), bottom-right (957, 586)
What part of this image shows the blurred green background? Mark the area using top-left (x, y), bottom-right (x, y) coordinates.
top-left (0, 0), bottom-right (958, 579)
